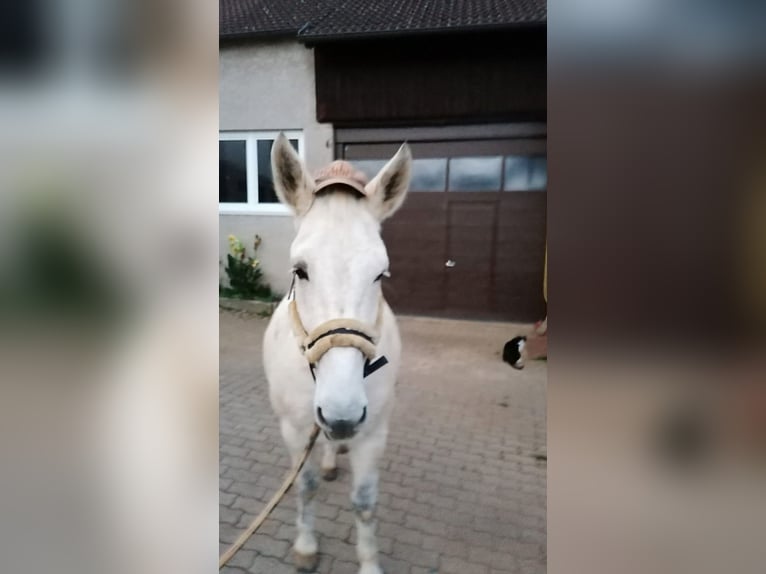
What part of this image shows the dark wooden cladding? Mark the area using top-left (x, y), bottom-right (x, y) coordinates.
top-left (314, 28), bottom-right (546, 125)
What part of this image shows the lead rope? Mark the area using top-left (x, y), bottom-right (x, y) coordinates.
top-left (218, 274), bottom-right (322, 570)
top-left (218, 424), bottom-right (321, 570)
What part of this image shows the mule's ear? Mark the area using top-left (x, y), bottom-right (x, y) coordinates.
top-left (365, 143), bottom-right (412, 221)
top-left (271, 133), bottom-right (315, 215)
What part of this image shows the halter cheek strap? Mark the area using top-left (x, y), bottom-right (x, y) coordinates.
top-left (288, 284), bottom-right (389, 381)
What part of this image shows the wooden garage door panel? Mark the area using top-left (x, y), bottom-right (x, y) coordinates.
top-left (493, 295), bottom-right (546, 320)
top-left (496, 194), bottom-right (546, 241)
top-left (494, 248), bottom-right (544, 275)
top-left (382, 194), bottom-right (447, 313)
top-left (446, 201), bottom-right (495, 312)
top-left (340, 132), bottom-right (546, 321)
top-left (493, 273), bottom-right (545, 299)
top-left (492, 192), bottom-right (546, 319)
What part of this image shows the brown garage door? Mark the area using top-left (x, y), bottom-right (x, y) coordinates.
top-left (339, 127), bottom-right (547, 322)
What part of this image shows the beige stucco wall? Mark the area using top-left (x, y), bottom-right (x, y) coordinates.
top-left (219, 40), bottom-right (333, 296)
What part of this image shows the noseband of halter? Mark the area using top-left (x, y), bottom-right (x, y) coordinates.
top-left (287, 277), bottom-right (389, 381)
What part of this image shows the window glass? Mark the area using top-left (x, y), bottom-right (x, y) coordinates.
top-left (353, 160), bottom-right (387, 181)
top-left (353, 158), bottom-right (447, 191)
top-left (528, 156), bottom-right (547, 190)
top-left (411, 158), bottom-right (447, 191)
top-left (448, 156), bottom-right (503, 191)
top-left (257, 138), bottom-right (298, 203)
top-left (504, 156), bottom-right (547, 191)
top-left (219, 140), bottom-right (247, 203)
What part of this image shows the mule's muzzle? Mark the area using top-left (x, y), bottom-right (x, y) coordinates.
top-left (317, 406), bottom-right (367, 440)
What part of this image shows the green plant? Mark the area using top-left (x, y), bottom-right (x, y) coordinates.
top-left (220, 234), bottom-right (272, 300)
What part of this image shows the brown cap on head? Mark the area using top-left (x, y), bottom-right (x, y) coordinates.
top-left (313, 160), bottom-right (369, 196)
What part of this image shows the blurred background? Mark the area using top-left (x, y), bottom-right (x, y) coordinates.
top-left (1, 0), bottom-right (765, 573)
top-left (0, 1), bottom-right (218, 574)
top-left (549, 1), bottom-right (766, 573)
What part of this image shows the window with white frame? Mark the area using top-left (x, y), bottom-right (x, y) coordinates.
top-left (219, 130), bottom-right (303, 213)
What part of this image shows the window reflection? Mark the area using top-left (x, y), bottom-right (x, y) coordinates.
top-left (353, 158), bottom-right (447, 192)
top-left (448, 156), bottom-right (503, 191)
top-left (353, 160), bottom-right (387, 181)
top-left (504, 156), bottom-right (547, 191)
top-left (528, 157), bottom-right (547, 190)
top-left (411, 158), bottom-right (447, 191)
top-left (257, 139), bottom-right (298, 203)
top-left (219, 140), bottom-right (247, 203)
top-left (349, 154), bottom-right (546, 193)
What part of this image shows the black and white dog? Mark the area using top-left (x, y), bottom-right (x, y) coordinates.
top-left (502, 336), bottom-right (526, 370)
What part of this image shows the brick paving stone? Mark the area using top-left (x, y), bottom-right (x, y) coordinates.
top-left (470, 547), bottom-right (518, 571)
top-left (392, 541), bottom-right (439, 568)
top-left (319, 537), bottom-right (358, 563)
top-left (219, 311), bottom-right (545, 573)
top-left (275, 523), bottom-right (301, 543)
top-left (220, 492), bottom-right (237, 507)
top-left (378, 554), bottom-right (412, 574)
top-left (251, 555), bottom-right (295, 574)
top-left (421, 534), bottom-right (468, 559)
top-left (376, 535), bottom-right (394, 554)
top-left (237, 514), bottom-right (283, 536)
top-left (377, 521), bottom-right (424, 546)
top-left (314, 516), bottom-right (353, 541)
top-left (331, 560), bottom-right (360, 574)
top-left (440, 556), bottom-right (489, 574)
top-left (227, 549), bottom-right (256, 570)
top-left (219, 506), bottom-right (243, 526)
top-left (242, 533), bottom-right (290, 559)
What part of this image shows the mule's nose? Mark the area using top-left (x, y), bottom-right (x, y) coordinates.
top-left (317, 406), bottom-right (367, 439)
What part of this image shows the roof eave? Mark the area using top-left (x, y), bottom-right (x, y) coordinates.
top-left (220, 28), bottom-right (299, 43)
top-left (297, 20), bottom-right (546, 45)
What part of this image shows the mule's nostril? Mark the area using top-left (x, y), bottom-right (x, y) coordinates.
top-left (317, 407), bottom-right (366, 439)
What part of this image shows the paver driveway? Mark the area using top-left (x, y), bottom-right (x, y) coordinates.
top-left (220, 310), bottom-right (546, 574)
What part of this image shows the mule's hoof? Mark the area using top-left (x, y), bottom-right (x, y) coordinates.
top-left (293, 550), bottom-right (319, 572)
top-left (320, 466), bottom-right (338, 481)
top-left (337, 444), bottom-right (349, 454)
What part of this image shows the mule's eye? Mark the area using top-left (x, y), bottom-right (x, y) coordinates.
top-left (374, 270), bottom-right (390, 282)
top-left (294, 266), bottom-right (309, 281)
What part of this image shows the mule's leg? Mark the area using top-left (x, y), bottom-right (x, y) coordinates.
top-left (349, 433), bottom-right (386, 574)
top-left (280, 420), bottom-right (320, 572)
top-left (320, 440), bottom-right (338, 481)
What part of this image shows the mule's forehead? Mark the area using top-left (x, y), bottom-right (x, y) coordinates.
top-left (291, 195), bottom-right (388, 269)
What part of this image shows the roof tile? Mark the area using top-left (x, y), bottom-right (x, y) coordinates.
top-left (220, 0), bottom-right (545, 40)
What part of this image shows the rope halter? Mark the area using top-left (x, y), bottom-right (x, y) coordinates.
top-left (287, 275), bottom-right (389, 381)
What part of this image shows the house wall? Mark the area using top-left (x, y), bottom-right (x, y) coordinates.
top-left (219, 40), bottom-right (333, 296)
